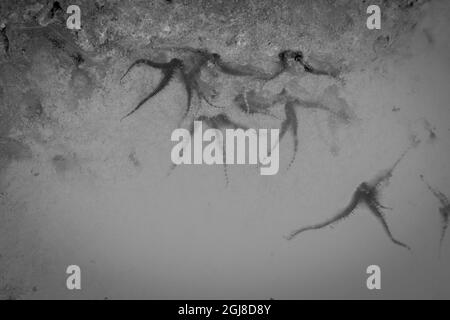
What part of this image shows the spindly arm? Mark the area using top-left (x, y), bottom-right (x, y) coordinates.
top-left (365, 200), bottom-right (410, 250)
top-left (121, 66), bottom-right (177, 120)
top-left (120, 59), bottom-right (174, 82)
top-left (286, 192), bottom-right (360, 240)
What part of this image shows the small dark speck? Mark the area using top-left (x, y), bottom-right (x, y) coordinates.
top-left (71, 53), bottom-right (85, 67)
top-left (32, 286), bottom-right (37, 292)
top-left (429, 130), bottom-right (436, 140)
top-left (392, 106), bottom-right (400, 112)
top-left (423, 119), bottom-right (437, 141)
top-left (128, 151), bottom-right (140, 167)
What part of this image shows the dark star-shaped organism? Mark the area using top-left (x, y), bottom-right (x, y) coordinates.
top-left (120, 47), bottom-right (271, 122)
top-left (264, 89), bottom-right (352, 171)
top-left (168, 113), bottom-right (248, 185)
top-left (286, 144), bottom-right (417, 250)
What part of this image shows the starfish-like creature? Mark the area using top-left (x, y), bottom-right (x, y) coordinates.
top-left (265, 89), bottom-right (352, 170)
top-left (120, 47), bottom-right (315, 122)
top-left (120, 47), bottom-right (265, 122)
top-left (286, 145), bottom-right (416, 250)
top-left (168, 113), bottom-right (248, 185)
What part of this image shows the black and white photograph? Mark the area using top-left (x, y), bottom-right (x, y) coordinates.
top-left (0, 0), bottom-right (450, 304)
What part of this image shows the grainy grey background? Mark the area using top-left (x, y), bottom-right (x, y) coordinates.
top-left (0, 0), bottom-right (450, 299)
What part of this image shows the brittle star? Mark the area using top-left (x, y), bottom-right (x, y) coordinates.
top-left (176, 50), bottom-right (332, 174)
top-left (165, 47), bottom-right (310, 84)
top-left (420, 175), bottom-right (450, 252)
top-left (237, 91), bottom-right (299, 172)
top-left (120, 53), bottom-right (217, 121)
top-left (120, 47), bottom-right (316, 121)
top-left (231, 50), bottom-right (325, 118)
top-left (120, 46), bottom-right (278, 121)
top-left (168, 113), bottom-right (248, 185)
top-left (286, 144), bottom-right (417, 250)
top-left (263, 89), bottom-right (352, 171)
